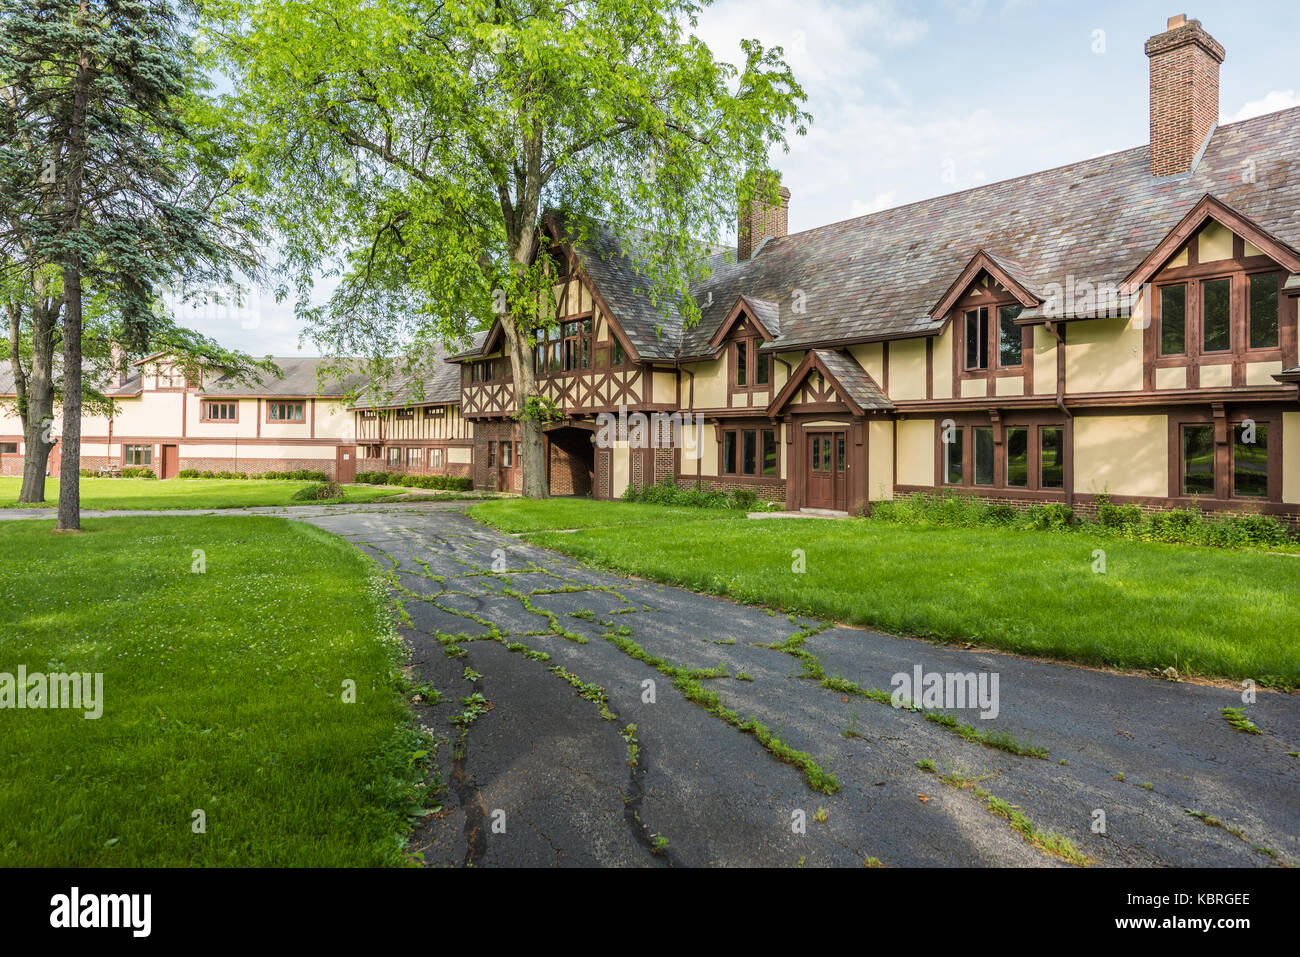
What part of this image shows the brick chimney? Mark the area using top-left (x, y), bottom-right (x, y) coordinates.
top-left (737, 175), bottom-right (790, 261)
top-left (1146, 14), bottom-right (1225, 177)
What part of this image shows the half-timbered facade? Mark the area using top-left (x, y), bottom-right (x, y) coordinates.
top-left (449, 16), bottom-right (1300, 518)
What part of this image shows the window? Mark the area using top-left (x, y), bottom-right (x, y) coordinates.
top-left (611, 340), bottom-right (626, 367)
top-left (562, 318), bottom-right (593, 372)
top-left (424, 406), bottom-right (446, 418)
top-left (487, 442), bottom-right (497, 468)
top-left (1040, 428), bottom-right (1064, 489)
top-left (722, 431), bottom-right (737, 474)
top-left (742, 430), bottom-right (757, 475)
top-left (268, 401), bottom-right (305, 422)
top-left (1159, 284), bottom-right (1186, 355)
top-left (1181, 425), bottom-right (1214, 496)
top-left (502, 441), bottom-right (513, 467)
top-left (1201, 278), bottom-right (1231, 353)
top-left (761, 429), bottom-right (778, 477)
top-left (973, 428), bottom-right (995, 486)
top-left (964, 308), bottom-right (989, 370)
top-left (201, 401), bottom-right (237, 422)
top-left (124, 444), bottom-right (152, 466)
top-left (1005, 428), bottom-right (1028, 487)
top-left (1249, 273), bottom-right (1280, 349)
top-left (1233, 423), bottom-right (1268, 498)
top-left (0, 442), bottom-right (17, 454)
top-left (755, 347), bottom-right (770, 385)
top-left (534, 326), bottom-right (563, 374)
top-left (387, 447), bottom-right (401, 468)
top-left (395, 407), bottom-right (415, 419)
top-left (998, 306), bottom-right (1023, 366)
top-left (407, 447), bottom-right (422, 468)
top-left (733, 339), bottom-right (771, 390)
top-left (431, 448), bottom-right (444, 469)
top-left (735, 340), bottom-right (748, 386)
top-left (361, 409), bottom-right (377, 418)
top-left (943, 429), bottom-right (963, 485)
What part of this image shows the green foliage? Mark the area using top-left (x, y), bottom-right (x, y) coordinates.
top-left (289, 482), bottom-right (344, 501)
top-left (354, 471), bottom-right (473, 491)
top-left (205, 0), bottom-right (808, 418)
top-left (620, 475), bottom-right (777, 511)
top-left (871, 491), bottom-right (1293, 551)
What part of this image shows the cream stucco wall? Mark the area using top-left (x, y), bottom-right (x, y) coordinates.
top-left (186, 397), bottom-right (260, 439)
top-left (1155, 366), bottom-right (1187, 390)
top-left (1199, 364), bottom-right (1233, 388)
top-left (1032, 326), bottom-right (1057, 395)
top-left (611, 442), bottom-right (630, 498)
top-left (895, 418), bottom-right (934, 487)
top-left (1284, 412), bottom-right (1300, 504)
top-left (868, 421), bottom-right (894, 501)
top-left (848, 343), bottom-right (885, 387)
top-left (995, 376), bottom-right (1024, 396)
top-left (697, 423), bottom-right (718, 475)
top-left (888, 338), bottom-right (927, 401)
top-left (687, 358), bottom-right (726, 408)
top-left (1065, 317), bottom-right (1143, 393)
top-left (1074, 415), bottom-right (1168, 497)
top-left (1246, 361), bottom-right (1283, 386)
top-left (932, 328), bottom-right (953, 399)
top-left (112, 392), bottom-right (183, 436)
top-left (448, 446), bottom-right (472, 465)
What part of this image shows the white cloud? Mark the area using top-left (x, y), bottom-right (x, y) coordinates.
top-left (850, 190), bottom-right (898, 216)
top-left (1225, 89), bottom-right (1300, 123)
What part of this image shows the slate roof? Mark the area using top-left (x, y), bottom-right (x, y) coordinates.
top-left (812, 349), bottom-right (893, 412)
top-left (560, 104), bottom-right (1300, 359)
top-left (200, 357), bottom-right (368, 398)
top-left (350, 346), bottom-right (464, 410)
top-left (0, 365), bottom-right (145, 397)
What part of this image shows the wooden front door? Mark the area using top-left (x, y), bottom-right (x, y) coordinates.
top-left (160, 444), bottom-right (179, 479)
top-left (806, 430), bottom-right (848, 511)
top-left (336, 445), bottom-right (356, 484)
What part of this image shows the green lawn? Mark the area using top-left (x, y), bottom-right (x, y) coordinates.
top-left (469, 499), bottom-right (1300, 686)
top-left (467, 497), bottom-right (744, 533)
top-left (0, 477), bottom-right (405, 510)
top-left (0, 517), bottom-right (430, 866)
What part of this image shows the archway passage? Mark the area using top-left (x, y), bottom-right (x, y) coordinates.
top-left (546, 426), bottom-right (595, 497)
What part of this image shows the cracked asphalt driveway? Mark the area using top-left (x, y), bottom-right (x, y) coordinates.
top-left (297, 504), bottom-right (1299, 868)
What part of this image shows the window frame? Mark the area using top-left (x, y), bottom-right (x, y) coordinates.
top-left (123, 444), bottom-right (153, 466)
top-left (199, 400), bottom-right (238, 423)
top-left (935, 419), bottom-right (1069, 496)
top-left (266, 400), bottom-right (306, 423)
top-left (1170, 412), bottom-right (1279, 502)
top-left (730, 338), bottom-right (772, 394)
top-left (406, 447), bottom-right (423, 468)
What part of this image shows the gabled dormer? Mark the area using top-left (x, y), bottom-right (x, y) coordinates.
top-left (1123, 195), bottom-right (1300, 390)
top-left (706, 295), bottom-right (780, 403)
top-left (931, 251), bottom-right (1042, 398)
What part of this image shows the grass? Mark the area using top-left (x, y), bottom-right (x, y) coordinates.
top-left (0, 477), bottom-right (407, 511)
top-left (469, 499), bottom-right (1300, 685)
top-left (0, 516), bottom-right (430, 866)
top-left (467, 497), bottom-right (744, 533)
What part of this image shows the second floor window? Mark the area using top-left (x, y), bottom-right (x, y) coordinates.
top-left (734, 339), bottom-right (771, 388)
top-left (562, 319), bottom-right (592, 372)
top-left (268, 401), bottom-right (304, 422)
top-left (201, 401), bottom-right (236, 421)
top-left (611, 339), bottom-right (626, 367)
top-left (965, 306), bottom-right (1023, 370)
top-left (1159, 271), bottom-right (1281, 357)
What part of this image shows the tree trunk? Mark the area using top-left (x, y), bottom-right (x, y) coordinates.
top-left (56, 260), bottom-right (81, 531)
top-left (505, 325), bottom-right (548, 499)
top-left (10, 283), bottom-right (58, 503)
top-left (56, 2), bottom-right (92, 532)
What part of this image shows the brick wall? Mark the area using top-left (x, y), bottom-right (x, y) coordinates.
top-left (548, 437), bottom-right (592, 496)
top-left (179, 456), bottom-right (337, 479)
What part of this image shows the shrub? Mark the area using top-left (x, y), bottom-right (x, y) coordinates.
top-left (260, 471), bottom-right (280, 480)
top-left (1026, 503), bottom-right (1076, 530)
top-left (621, 476), bottom-right (755, 510)
top-left (983, 504), bottom-right (1018, 525)
top-left (289, 482), bottom-right (343, 502)
top-left (177, 469), bottom-right (201, 479)
top-left (119, 467), bottom-right (156, 479)
top-left (729, 488), bottom-right (759, 510)
top-left (1096, 495), bottom-right (1143, 529)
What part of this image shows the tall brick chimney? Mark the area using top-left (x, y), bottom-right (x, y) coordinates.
top-left (1146, 14), bottom-right (1225, 177)
top-left (737, 175), bottom-right (790, 262)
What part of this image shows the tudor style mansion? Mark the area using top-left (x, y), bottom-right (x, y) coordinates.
top-left (4, 16), bottom-right (1299, 520)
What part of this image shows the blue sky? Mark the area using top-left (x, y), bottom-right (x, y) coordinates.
top-left (184, 1), bottom-right (1300, 354)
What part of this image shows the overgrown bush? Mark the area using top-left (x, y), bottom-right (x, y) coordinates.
top-left (352, 470), bottom-right (472, 491)
top-left (119, 467), bottom-right (156, 479)
top-left (867, 490), bottom-right (1294, 551)
top-left (289, 482), bottom-right (343, 501)
top-left (621, 476), bottom-right (777, 511)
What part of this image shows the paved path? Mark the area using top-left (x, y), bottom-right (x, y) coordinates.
top-left (287, 506), bottom-right (1298, 868)
top-left (10, 502), bottom-right (1297, 866)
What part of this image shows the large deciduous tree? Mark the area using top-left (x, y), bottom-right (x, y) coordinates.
top-left (206, 0), bottom-right (807, 498)
top-left (0, 0), bottom-right (266, 525)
